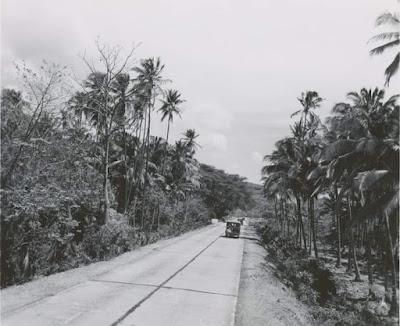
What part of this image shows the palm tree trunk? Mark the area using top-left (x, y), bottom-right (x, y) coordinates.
top-left (351, 230), bottom-right (362, 282)
top-left (166, 120), bottom-right (170, 144)
top-left (348, 195), bottom-right (361, 281)
top-left (285, 202), bottom-right (290, 237)
top-left (103, 133), bottom-right (110, 224)
top-left (334, 185), bottom-right (342, 267)
top-left (274, 197), bottom-right (279, 221)
top-left (296, 196), bottom-right (307, 251)
top-left (384, 212), bottom-right (398, 316)
top-left (366, 232), bottom-right (374, 297)
top-left (309, 197), bottom-right (318, 259)
top-left (131, 196), bottom-right (137, 227)
top-left (280, 198), bottom-right (284, 236)
top-left (308, 207), bottom-right (312, 255)
top-left (184, 197), bottom-right (189, 223)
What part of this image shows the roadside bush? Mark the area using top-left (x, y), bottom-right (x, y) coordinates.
top-left (258, 222), bottom-right (337, 306)
top-left (81, 221), bottom-right (136, 260)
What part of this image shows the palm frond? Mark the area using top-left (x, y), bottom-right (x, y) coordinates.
top-left (375, 12), bottom-right (400, 27)
top-left (354, 170), bottom-right (390, 205)
top-left (384, 52), bottom-right (400, 86)
top-left (370, 39), bottom-right (400, 56)
top-left (331, 102), bottom-right (352, 115)
top-left (290, 109), bottom-right (302, 118)
top-left (369, 32), bottom-right (400, 43)
top-left (385, 189), bottom-right (399, 216)
top-left (321, 139), bottom-right (357, 162)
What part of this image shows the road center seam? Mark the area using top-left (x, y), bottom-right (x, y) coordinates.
top-left (110, 234), bottom-right (222, 326)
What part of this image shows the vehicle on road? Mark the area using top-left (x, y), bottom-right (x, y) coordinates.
top-left (225, 221), bottom-right (241, 238)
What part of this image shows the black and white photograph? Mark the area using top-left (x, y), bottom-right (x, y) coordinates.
top-left (1, 0), bottom-right (399, 325)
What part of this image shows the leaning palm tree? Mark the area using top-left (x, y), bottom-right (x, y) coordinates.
top-left (369, 11), bottom-right (400, 86)
top-left (158, 89), bottom-right (184, 144)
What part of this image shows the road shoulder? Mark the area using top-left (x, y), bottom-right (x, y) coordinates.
top-left (234, 226), bottom-right (314, 326)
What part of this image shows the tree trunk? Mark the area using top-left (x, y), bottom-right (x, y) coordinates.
top-left (184, 197), bottom-right (189, 223)
top-left (348, 195), bottom-right (361, 281)
top-left (366, 232), bottom-right (374, 297)
top-left (274, 197), bottom-right (279, 221)
top-left (351, 230), bottom-right (362, 282)
top-left (157, 200), bottom-right (161, 231)
top-left (280, 198), bottom-right (284, 236)
top-left (166, 120), bottom-right (170, 144)
top-left (296, 196), bottom-right (307, 251)
top-left (308, 207), bottom-right (312, 255)
top-left (286, 202), bottom-right (290, 238)
top-left (131, 196), bottom-right (137, 227)
top-left (309, 197), bottom-right (318, 259)
top-left (103, 135), bottom-right (110, 224)
top-left (334, 186), bottom-right (342, 267)
top-left (384, 212), bottom-right (398, 316)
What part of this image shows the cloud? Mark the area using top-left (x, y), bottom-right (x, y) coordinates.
top-left (184, 102), bottom-right (233, 132)
top-left (251, 151), bottom-right (263, 163)
top-left (200, 133), bottom-right (228, 152)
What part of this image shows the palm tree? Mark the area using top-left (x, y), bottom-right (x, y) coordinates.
top-left (70, 69), bottom-right (135, 224)
top-left (182, 129), bottom-right (200, 156)
top-left (291, 91), bottom-right (323, 140)
top-left (132, 58), bottom-right (166, 221)
top-left (346, 88), bottom-right (399, 139)
top-left (262, 137), bottom-right (308, 247)
top-left (291, 91), bottom-right (324, 258)
top-left (158, 89), bottom-right (184, 144)
top-left (322, 89), bottom-right (399, 297)
top-left (369, 12), bottom-right (400, 86)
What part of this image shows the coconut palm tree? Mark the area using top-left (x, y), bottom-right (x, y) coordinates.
top-left (369, 12), bottom-right (400, 86)
top-left (291, 91), bottom-right (323, 140)
top-left (291, 92), bottom-right (324, 258)
top-left (346, 88), bottom-right (399, 139)
top-left (262, 137), bottom-right (308, 247)
top-left (159, 89), bottom-right (184, 144)
top-left (132, 58), bottom-right (166, 221)
top-left (182, 129), bottom-right (200, 156)
top-left (322, 89), bottom-right (399, 294)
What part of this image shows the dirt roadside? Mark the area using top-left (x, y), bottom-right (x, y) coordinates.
top-left (234, 224), bottom-right (315, 326)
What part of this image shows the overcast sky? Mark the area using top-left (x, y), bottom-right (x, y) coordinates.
top-left (1, 0), bottom-right (399, 183)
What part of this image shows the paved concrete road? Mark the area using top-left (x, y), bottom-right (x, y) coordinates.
top-left (2, 223), bottom-right (244, 326)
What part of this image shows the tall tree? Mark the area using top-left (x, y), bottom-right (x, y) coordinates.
top-left (1, 62), bottom-right (67, 188)
top-left (158, 89), bottom-right (184, 144)
top-left (75, 42), bottom-right (135, 224)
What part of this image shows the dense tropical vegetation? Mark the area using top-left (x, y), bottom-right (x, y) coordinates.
top-left (261, 87), bottom-right (399, 320)
top-left (259, 9), bottom-right (399, 324)
top-left (0, 44), bottom-right (254, 287)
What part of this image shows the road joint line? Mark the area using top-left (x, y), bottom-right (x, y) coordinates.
top-left (110, 234), bottom-right (222, 325)
top-left (90, 279), bottom-right (237, 298)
